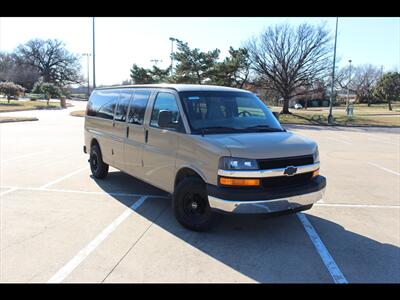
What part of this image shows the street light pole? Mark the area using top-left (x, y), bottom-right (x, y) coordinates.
top-left (328, 17), bottom-right (339, 125)
top-left (82, 53), bottom-right (91, 100)
top-left (92, 17), bottom-right (96, 89)
top-left (346, 59), bottom-right (352, 114)
top-left (169, 37), bottom-right (176, 76)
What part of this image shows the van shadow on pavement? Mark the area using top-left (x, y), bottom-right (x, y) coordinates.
top-left (93, 170), bottom-right (400, 283)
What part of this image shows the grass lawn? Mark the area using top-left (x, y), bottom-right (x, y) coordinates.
top-left (270, 102), bottom-right (400, 127)
top-left (277, 113), bottom-right (400, 127)
top-left (0, 98), bottom-right (64, 112)
top-left (0, 116), bottom-right (38, 123)
top-left (70, 93), bottom-right (87, 99)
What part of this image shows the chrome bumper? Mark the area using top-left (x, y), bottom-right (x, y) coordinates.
top-left (208, 188), bottom-right (325, 214)
top-left (217, 163), bottom-right (320, 178)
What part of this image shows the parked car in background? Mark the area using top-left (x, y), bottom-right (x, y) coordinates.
top-left (294, 103), bottom-right (303, 109)
top-left (84, 84), bottom-right (326, 231)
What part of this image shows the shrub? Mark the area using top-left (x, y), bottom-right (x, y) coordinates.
top-left (25, 93), bottom-right (45, 101)
top-left (32, 81), bottom-right (63, 104)
top-left (0, 81), bottom-right (26, 103)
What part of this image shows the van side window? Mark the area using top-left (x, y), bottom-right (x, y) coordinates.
top-left (127, 91), bottom-right (151, 125)
top-left (96, 91), bottom-right (119, 120)
top-left (115, 91), bottom-right (132, 122)
top-left (150, 92), bottom-right (181, 129)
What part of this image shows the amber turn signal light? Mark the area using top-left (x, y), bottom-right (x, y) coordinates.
top-left (312, 169), bottom-right (320, 178)
top-left (219, 177), bottom-right (260, 187)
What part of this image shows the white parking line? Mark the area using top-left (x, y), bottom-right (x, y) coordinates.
top-left (1, 151), bottom-right (49, 163)
top-left (39, 166), bottom-right (89, 189)
top-left (367, 162), bottom-right (400, 176)
top-left (296, 212), bottom-right (348, 284)
top-left (47, 196), bottom-right (148, 283)
top-left (0, 187), bottom-right (18, 197)
top-left (0, 185), bottom-right (168, 199)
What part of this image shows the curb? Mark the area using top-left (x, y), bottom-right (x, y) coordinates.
top-left (281, 122), bottom-right (400, 129)
top-left (0, 118), bottom-right (39, 124)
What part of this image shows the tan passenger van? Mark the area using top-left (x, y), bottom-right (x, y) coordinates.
top-left (84, 84), bottom-right (326, 231)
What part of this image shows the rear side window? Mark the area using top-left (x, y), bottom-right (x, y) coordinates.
top-left (87, 90), bottom-right (119, 120)
top-left (127, 90), bottom-right (151, 125)
top-left (115, 91), bottom-right (133, 122)
top-left (150, 92), bottom-right (181, 129)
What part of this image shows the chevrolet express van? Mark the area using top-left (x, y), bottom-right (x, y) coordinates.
top-left (84, 84), bottom-right (326, 231)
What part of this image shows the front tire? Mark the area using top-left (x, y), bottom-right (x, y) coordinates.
top-left (173, 177), bottom-right (215, 231)
top-left (90, 143), bottom-right (109, 179)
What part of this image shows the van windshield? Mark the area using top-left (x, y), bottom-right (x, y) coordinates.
top-left (179, 91), bottom-right (283, 134)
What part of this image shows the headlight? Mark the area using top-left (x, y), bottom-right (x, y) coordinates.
top-left (313, 147), bottom-right (320, 163)
top-left (219, 157), bottom-right (259, 170)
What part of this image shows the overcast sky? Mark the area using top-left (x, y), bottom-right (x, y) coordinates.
top-left (0, 17), bottom-right (399, 86)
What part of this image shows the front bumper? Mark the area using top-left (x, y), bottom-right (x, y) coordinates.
top-left (207, 175), bottom-right (326, 214)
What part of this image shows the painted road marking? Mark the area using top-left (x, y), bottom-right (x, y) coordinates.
top-left (47, 196), bottom-right (148, 283)
top-left (1, 151), bottom-right (49, 163)
top-left (0, 185), bottom-right (168, 199)
top-left (368, 162), bottom-right (400, 176)
top-left (39, 166), bottom-right (89, 189)
top-left (0, 187), bottom-right (18, 197)
top-left (253, 202), bottom-right (348, 283)
top-left (296, 212), bottom-right (348, 284)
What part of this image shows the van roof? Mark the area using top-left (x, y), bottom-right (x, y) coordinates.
top-left (94, 84), bottom-right (252, 93)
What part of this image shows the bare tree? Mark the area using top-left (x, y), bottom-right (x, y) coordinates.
top-left (14, 39), bottom-right (82, 87)
top-left (0, 52), bottom-right (41, 91)
top-left (350, 64), bottom-right (381, 106)
top-left (245, 23), bottom-right (333, 114)
top-left (336, 64), bottom-right (380, 106)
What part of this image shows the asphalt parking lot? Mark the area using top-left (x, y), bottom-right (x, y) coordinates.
top-left (0, 100), bottom-right (399, 283)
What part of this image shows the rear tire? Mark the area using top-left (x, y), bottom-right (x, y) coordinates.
top-left (90, 143), bottom-right (109, 179)
top-left (173, 177), bottom-right (215, 231)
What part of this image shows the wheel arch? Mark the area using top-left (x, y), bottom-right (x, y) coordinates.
top-left (89, 138), bottom-right (100, 152)
top-left (174, 166), bottom-right (207, 191)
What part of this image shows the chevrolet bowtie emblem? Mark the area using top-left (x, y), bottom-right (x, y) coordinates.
top-left (284, 166), bottom-right (297, 176)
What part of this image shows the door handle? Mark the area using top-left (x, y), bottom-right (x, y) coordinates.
top-left (126, 126), bottom-right (129, 138)
top-left (145, 129), bottom-right (149, 143)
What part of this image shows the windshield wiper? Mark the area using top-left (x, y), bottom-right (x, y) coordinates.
top-left (198, 126), bottom-right (237, 135)
top-left (242, 125), bottom-right (283, 132)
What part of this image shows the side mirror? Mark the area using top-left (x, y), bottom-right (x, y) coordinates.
top-left (158, 110), bottom-right (176, 129)
top-left (272, 111), bottom-right (280, 120)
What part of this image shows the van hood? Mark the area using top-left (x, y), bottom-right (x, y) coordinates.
top-left (201, 131), bottom-right (317, 159)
